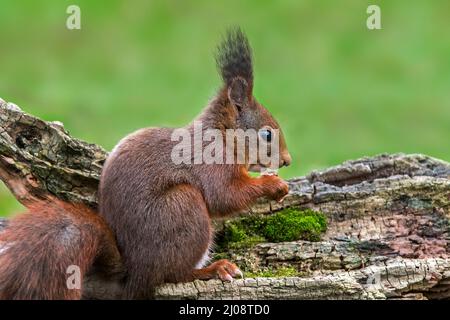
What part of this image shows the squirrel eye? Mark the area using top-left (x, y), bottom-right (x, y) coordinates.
top-left (259, 129), bottom-right (272, 142)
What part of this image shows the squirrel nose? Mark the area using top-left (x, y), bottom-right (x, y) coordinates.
top-left (280, 153), bottom-right (292, 167)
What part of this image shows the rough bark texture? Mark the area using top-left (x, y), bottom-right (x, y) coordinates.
top-left (155, 258), bottom-right (450, 300)
top-left (1, 97), bottom-right (449, 300)
top-left (0, 97), bottom-right (106, 208)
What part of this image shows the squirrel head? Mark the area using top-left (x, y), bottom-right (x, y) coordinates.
top-left (213, 28), bottom-right (292, 172)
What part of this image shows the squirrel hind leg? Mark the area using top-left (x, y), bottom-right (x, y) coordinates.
top-left (120, 184), bottom-right (212, 299)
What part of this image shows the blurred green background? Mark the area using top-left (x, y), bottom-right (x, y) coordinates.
top-left (0, 0), bottom-right (449, 216)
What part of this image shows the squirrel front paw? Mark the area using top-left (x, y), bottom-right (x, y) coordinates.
top-left (260, 175), bottom-right (289, 202)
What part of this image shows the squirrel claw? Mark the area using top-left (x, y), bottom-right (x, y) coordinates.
top-left (212, 259), bottom-right (243, 282)
top-left (277, 194), bottom-right (288, 203)
top-left (232, 269), bottom-right (244, 279)
top-left (220, 273), bottom-right (234, 282)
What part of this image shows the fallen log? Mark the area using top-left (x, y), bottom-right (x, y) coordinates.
top-left (154, 258), bottom-right (450, 300)
top-left (0, 97), bottom-right (449, 299)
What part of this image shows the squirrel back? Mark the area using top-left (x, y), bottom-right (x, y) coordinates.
top-left (0, 200), bottom-right (123, 300)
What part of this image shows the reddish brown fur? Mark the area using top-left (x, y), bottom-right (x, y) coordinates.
top-left (0, 200), bottom-right (123, 300)
top-left (98, 30), bottom-right (291, 299)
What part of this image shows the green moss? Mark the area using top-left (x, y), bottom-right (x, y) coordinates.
top-left (216, 208), bottom-right (327, 251)
top-left (263, 208), bottom-right (327, 242)
top-left (221, 219), bottom-right (266, 250)
top-left (246, 266), bottom-right (299, 278)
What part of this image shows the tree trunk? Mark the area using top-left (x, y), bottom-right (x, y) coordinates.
top-left (1, 98), bottom-right (449, 299)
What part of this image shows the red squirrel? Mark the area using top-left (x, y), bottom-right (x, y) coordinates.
top-left (99, 28), bottom-right (291, 299)
top-left (0, 28), bottom-right (291, 299)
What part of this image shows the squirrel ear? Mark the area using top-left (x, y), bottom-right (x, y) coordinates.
top-left (227, 77), bottom-right (250, 110)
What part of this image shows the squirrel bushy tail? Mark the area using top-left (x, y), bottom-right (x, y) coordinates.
top-left (0, 200), bottom-right (122, 300)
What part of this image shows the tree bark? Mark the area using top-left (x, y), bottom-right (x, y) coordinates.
top-left (0, 98), bottom-right (106, 208)
top-left (1, 97), bottom-right (449, 300)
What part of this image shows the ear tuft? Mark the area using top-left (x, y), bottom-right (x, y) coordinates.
top-left (216, 27), bottom-right (253, 92)
top-left (228, 77), bottom-right (248, 109)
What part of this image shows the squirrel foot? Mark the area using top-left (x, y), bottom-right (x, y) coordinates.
top-left (193, 259), bottom-right (243, 282)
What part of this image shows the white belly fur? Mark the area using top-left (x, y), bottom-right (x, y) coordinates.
top-left (195, 246), bottom-right (211, 269)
